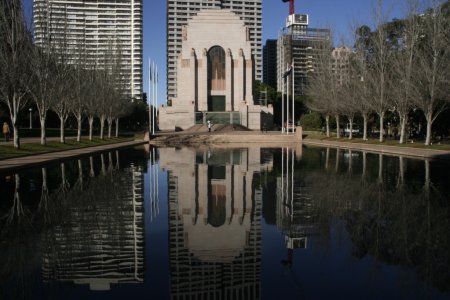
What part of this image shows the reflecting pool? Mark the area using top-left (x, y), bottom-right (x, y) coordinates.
top-left (0, 145), bottom-right (449, 299)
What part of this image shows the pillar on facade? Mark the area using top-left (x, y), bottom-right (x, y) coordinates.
top-left (236, 48), bottom-right (245, 103)
top-left (226, 48), bottom-right (233, 111)
top-left (245, 58), bottom-right (253, 103)
top-left (198, 48), bottom-right (208, 111)
top-left (190, 48), bottom-right (197, 108)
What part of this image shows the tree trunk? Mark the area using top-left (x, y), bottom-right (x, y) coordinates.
top-left (13, 124), bottom-right (20, 148)
top-left (88, 116), bottom-right (94, 141)
top-left (40, 117), bottom-right (47, 145)
top-left (335, 114), bottom-right (341, 139)
top-left (108, 118), bottom-right (112, 138)
top-left (379, 112), bottom-right (385, 142)
top-left (424, 111), bottom-right (433, 146)
top-left (399, 113), bottom-right (407, 144)
top-left (100, 115), bottom-right (105, 140)
top-left (115, 118), bottom-right (119, 138)
top-left (59, 116), bottom-right (65, 143)
top-left (348, 116), bottom-right (354, 140)
top-left (75, 113), bottom-right (82, 142)
top-left (362, 113), bottom-right (368, 141)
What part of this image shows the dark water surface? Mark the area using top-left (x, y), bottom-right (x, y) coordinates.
top-left (0, 145), bottom-right (449, 300)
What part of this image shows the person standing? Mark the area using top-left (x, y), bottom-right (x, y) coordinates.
top-left (3, 122), bottom-right (10, 142)
top-left (207, 120), bottom-right (212, 132)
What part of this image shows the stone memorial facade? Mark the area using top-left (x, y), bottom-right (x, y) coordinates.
top-left (159, 9), bottom-right (273, 131)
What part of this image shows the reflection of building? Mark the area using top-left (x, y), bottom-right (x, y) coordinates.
top-left (160, 9), bottom-right (272, 131)
top-left (276, 149), bottom-right (315, 252)
top-left (277, 14), bottom-right (331, 95)
top-left (42, 163), bottom-right (144, 291)
top-left (33, 0), bottom-right (143, 100)
top-left (166, 0), bottom-right (262, 101)
top-left (160, 147), bottom-right (272, 300)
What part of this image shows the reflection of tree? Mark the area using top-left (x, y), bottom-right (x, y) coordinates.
top-left (272, 148), bottom-right (450, 293)
top-left (2, 174), bottom-right (30, 226)
top-left (0, 174), bottom-right (39, 300)
top-left (38, 167), bottom-right (53, 225)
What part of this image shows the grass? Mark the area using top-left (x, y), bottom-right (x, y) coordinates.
top-left (0, 136), bottom-right (137, 160)
top-left (303, 130), bottom-right (450, 151)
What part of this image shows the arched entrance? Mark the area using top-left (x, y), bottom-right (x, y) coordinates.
top-left (207, 46), bottom-right (226, 111)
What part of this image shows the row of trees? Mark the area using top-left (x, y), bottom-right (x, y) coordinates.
top-left (306, 0), bottom-right (450, 145)
top-left (0, 0), bottom-right (134, 148)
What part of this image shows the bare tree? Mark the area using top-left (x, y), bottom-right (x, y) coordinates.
top-left (414, 0), bottom-right (450, 145)
top-left (390, 1), bottom-right (422, 144)
top-left (71, 64), bottom-right (87, 142)
top-left (84, 68), bottom-right (100, 141)
top-left (0, 0), bottom-right (33, 148)
top-left (29, 46), bottom-right (58, 145)
top-left (52, 62), bottom-right (73, 144)
top-left (70, 41), bottom-right (89, 142)
top-left (306, 36), bottom-right (344, 138)
top-left (340, 73), bottom-right (360, 140)
top-left (367, 0), bottom-right (394, 142)
top-left (353, 25), bottom-right (374, 141)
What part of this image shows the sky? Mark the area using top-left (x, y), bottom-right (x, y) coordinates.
top-left (23, 0), bottom-right (406, 105)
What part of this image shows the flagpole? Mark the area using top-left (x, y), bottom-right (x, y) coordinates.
top-left (147, 57), bottom-right (152, 140)
top-left (282, 78), bottom-right (285, 134)
top-left (152, 61), bottom-right (155, 135)
top-left (286, 67), bottom-right (289, 135)
top-left (155, 64), bottom-right (158, 134)
top-left (292, 63), bottom-right (295, 135)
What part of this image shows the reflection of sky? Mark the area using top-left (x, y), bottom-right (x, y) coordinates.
top-left (144, 160), bottom-right (170, 300)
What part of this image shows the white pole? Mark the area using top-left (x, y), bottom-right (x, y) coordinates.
top-left (292, 63), bottom-right (295, 135)
top-left (286, 68), bottom-right (289, 135)
top-left (155, 64), bottom-right (158, 133)
top-left (152, 61), bottom-right (155, 135)
top-left (147, 58), bottom-right (152, 136)
top-left (291, 147), bottom-right (294, 221)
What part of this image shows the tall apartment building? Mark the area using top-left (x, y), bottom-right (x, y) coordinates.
top-left (166, 0), bottom-right (262, 102)
top-left (263, 39), bottom-right (277, 89)
top-left (331, 46), bottom-right (352, 85)
top-left (277, 14), bottom-right (330, 95)
top-left (33, 0), bottom-right (143, 100)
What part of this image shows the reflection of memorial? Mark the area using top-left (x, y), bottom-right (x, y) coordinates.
top-left (160, 147), bottom-right (272, 300)
top-left (41, 161), bottom-right (144, 291)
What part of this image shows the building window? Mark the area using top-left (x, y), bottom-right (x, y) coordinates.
top-left (208, 46), bottom-right (226, 91)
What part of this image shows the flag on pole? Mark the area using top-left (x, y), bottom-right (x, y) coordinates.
top-left (283, 64), bottom-right (293, 80)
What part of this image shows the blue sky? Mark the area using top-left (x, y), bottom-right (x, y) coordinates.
top-left (23, 0), bottom-right (405, 104)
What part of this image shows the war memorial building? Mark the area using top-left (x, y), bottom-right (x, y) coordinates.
top-left (159, 9), bottom-right (273, 131)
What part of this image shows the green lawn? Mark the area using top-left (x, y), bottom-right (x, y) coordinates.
top-left (303, 130), bottom-right (450, 151)
top-left (0, 137), bottom-right (136, 160)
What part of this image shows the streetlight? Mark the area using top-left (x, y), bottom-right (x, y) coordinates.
top-left (29, 108), bottom-right (32, 129)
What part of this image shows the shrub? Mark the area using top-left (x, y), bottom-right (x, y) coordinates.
top-left (299, 112), bottom-right (323, 130)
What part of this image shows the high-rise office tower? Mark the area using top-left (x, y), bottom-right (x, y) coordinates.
top-left (33, 0), bottom-right (143, 101)
top-left (277, 14), bottom-right (330, 95)
top-left (263, 39), bottom-right (278, 89)
top-left (166, 0), bottom-right (262, 102)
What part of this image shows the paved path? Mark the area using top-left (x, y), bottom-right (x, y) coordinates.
top-left (0, 140), bottom-right (146, 172)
